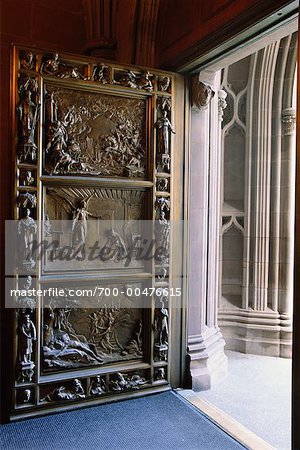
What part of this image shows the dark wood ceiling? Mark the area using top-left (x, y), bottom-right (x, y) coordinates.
top-left (1, 0), bottom-right (296, 70)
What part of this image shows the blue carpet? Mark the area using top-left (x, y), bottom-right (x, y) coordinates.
top-left (0, 391), bottom-right (245, 450)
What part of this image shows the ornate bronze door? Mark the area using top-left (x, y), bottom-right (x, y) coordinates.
top-left (7, 46), bottom-right (185, 419)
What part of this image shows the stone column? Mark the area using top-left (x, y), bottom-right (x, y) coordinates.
top-left (279, 107), bottom-right (296, 357)
top-left (187, 72), bottom-right (227, 390)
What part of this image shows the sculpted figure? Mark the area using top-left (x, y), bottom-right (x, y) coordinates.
top-left (156, 110), bottom-right (175, 156)
top-left (43, 379), bottom-right (85, 402)
top-left (20, 51), bottom-right (34, 70)
top-left (159, 76), bottom-right (171, 92)
top-left (156, 196), bottom-right (170, 214)
top-left (111, 372), bottom-right (128, 391)
top-left (138, 70), bottom-right (153, 91)
top-left (157, 211), bottom-right (170, 262)
top-left (46, 120), bottom-right (68, 153)
top-left (46, 120), bottom-right (75, 173)
top-left (71, 200), bottom-right (91, 256)
top-left (73, 379), bottom-right (85, 398)
top-left (45, 91), bottom-right (58, 125)
top-left (117, 70), bottom-right (138, 89)
top-left (192, 80), bottom-right (215, 110)
top-left (93, 63), bottom-right (110, 83)
top-left (104, 229), bottom-right (127, 262)
top-left (18, 192), bottom-right (37, 209)
top-left (44, 214), bottom-right (52, 237)
top-left (158, 267), bottom-right (168, 281)
top-left (155, 368), bottom-right (165, 380)
top-left (42, 53), bottom-right (86, 79)
top-left (17, 208), bottom-right (37, 264)
top-left (89, 376), bottom-right (106, 396)
top-left (157, 178), bottom-right (168, 192)
top-left (22, 389), bottom-right (32, 403)
top-left (17, 275), bottom-right (36, 310)
top-left (43, 331), bottom-right (103, 366)
top-left (17, 90), bottom-right (38, 146)
top-left (22, 170), bottom-right (34, 186)
top-left (18, 314), bottom-right (36, 363)
top-left (154, 303), bottom-right (169, 347)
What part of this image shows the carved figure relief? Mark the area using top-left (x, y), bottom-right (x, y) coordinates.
top-left (71, 200), bottom-right (91, 257)
top-left (44, 186), bottom-right (146, 271)
top-left (157, 267), bottom-right (168, 281)
top-left (156, 197), bottom-right (170, 216)
top-left (103, 229), bottom-right (127, 262)
top-left (17, 76), bottom-right (39, 163)
top-left (42, 378), bottom-right (86, 402)
top-left (20, 51), bottom-right (35, 71)
top-left (114, 70), bottom-right (153, 92)
top-left (155, 211), bottom-right (170, 264)
top-left (41, 53), bottom-right (86, 79)
top-left (17, 192), bottom-right (37, 209)
top-left (154, 303), bottom-right (169, 347)
top-left (16, 276), bottom-right (36, 310)
top-left (89, 376), bottom-right (106, 396)
top-left (158, 77), bottom-right (171, 93)
top-left (43, 86), bottom-right (146, 177)
top-left (18, 388), bottom-right (32, 404)
top-left (93, 63), bottom-right (110, 84)
top-left (156, 110), bottom-right (175, 156)
top-left (17, 88), bottom-right (39, 153)
top-left (110, 372), bottom-right (146, 391)
top-left (18, 313), bottom-right (37, 363)
top-left (154, 368), bottom-right (166, 381)
top-left (156, 178), bottom-right (168, 192)
top-left (192, 80), bottom-right (215, 110)
top-left (157, 96), bottom-right (171, 112)
top-left (114, 70), bottom-right (139, 89)
top-left (17, 312), bottom-right (36, 383)
top-left (137, 71), bottom-right (153, 91)
top-left (42, 306), bottom-right (103, 370)
top-left (20, 170), bottom-right (35, 186)
top-left (17, 209), bottom-right (37, 267)
top-left (42, 305), bottom-right (143, 372)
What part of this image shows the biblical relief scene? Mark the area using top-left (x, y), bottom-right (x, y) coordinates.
top-left (43, 186), bottom-right (148, 272)
top-left (43, 84), bottom-right (147, 178)
top-left (41, 302), bottom-right (144, 373)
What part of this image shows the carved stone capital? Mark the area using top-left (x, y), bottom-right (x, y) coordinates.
top-left (282, 108), bottom-right (296, 135)
top-left (192, 79), bottom-right (215, 110)
top-left (218, 90), bottom-right (227, 122)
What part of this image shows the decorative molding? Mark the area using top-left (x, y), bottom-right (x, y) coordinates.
top-left (218, 89), bottom-right (227, 121)
top-left (134, 0), bottom-right (161, 67)
top-left (82, 0), bottom-right (117, 57)
top-left (282, 107), bottom-right (296, 135)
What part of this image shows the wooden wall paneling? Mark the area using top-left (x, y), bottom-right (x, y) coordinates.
top-left (134, 0), bottom-right (161, 67)
top-left (155, 0), bottom-right (297, 70)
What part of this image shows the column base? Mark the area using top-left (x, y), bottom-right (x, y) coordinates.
top-left (218, 309), bottom-right (292, 358)
top-left (187, 327), bottom-right (228, 391)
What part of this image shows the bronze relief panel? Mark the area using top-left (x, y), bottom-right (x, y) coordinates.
top-left (43, 84), bottom-right (147, 178)
top-left (11, 45), bottom-right (175, 418)
top-left (43, 186), bottom-right (149, 273)
top-left (41, 303), bottom-right (144, 373)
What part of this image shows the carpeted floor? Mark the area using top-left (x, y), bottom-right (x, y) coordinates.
top-left (0, 391), bottom-right (245, 450)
